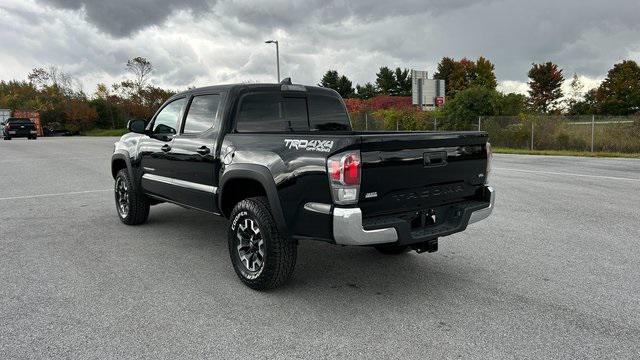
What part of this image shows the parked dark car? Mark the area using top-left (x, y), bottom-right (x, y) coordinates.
top-left (43, 127), bottom-right (73, 137)
top-left (3, 118), bottom-right (38, 140)
top-left (110, 79), bottom-right (494, 289)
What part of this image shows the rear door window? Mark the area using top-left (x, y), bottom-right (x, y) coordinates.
top-left (236, 93), bottom-right (309, 132)
top-left (308, 95), bottom-right (351, 131)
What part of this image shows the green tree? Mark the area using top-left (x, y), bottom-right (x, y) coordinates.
top-left (319, 70), bottom-right (340, 89)
top-left (0, 80), bottom-right (40, 110)
top-left (472, 56), bottom-right (497, 89)
top-left (319, 70), bottom-right (354, 98)
top-left (440, 86), bottom-right (501, 129)
top-left (569, 88), bottom-right (598, 115)
top-left (376, 66), bottom-right (396, 95)
top-left (355, 82), bottom-right (378, 99)
top-left (527, 62), bottom-right (564, 113)
top-left (434, 57), bottom-right (480, 98)
top-left (434, 57), bottom-right (457, 98)
top-left (595, 60), bottom-right (640, 115)
top-left (394, 68), bottom-right (411, 96)
top-left (336, 75), bottom-right (354, 98)
top-left (496, 93), bottom-right (527, 115)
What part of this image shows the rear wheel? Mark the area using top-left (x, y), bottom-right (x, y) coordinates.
top-left (228, 197), bottom-right (296, 290)
top-left (3, 136), bottom-right (10, 140)
top-left (114, 168), bottom-right (150, 225)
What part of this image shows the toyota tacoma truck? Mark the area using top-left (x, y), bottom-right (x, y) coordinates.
top-left (111, 79), bottom-right (495, 290)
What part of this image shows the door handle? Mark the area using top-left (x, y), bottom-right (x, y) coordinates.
top-left (161, 144), bottom-right (171, 152)
top-left (197, 146), bottom-right (210, 155)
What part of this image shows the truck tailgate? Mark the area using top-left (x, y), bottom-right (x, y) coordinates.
top-left (357, 131), bottom-right (488, 218)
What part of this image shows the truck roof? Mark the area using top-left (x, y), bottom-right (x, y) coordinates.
top-left (171, 83), bottom-right (341, 100)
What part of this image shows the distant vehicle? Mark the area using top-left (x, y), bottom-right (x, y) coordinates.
top-left (43, 127), bottom-right (73, 137)
top-left (3, 118), bottom-right (38, 140)
top-left (110, 80), bottom-right (494, 289)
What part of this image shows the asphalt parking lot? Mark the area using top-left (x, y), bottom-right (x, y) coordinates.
top-left (1, 137), bottom-right (639, 359)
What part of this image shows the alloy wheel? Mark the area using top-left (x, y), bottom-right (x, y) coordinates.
top-left (115, 177), bottom-right (129, 218)
top-left (236, 217), bottom-right (265, 273)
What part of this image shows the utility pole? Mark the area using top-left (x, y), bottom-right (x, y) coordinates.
top-left (531, 122), bottom-right (534, 151)
top-left (265, 40), bottom-right (280, 82)
top-left (591, 115), bottom-right (595, 152)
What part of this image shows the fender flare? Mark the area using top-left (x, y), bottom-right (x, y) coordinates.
top-left (111, 151), bottom-right (138, 189)
top-left (219, 164), bottom-right (289, 239)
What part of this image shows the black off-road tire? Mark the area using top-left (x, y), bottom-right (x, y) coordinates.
top-left (114, 168), bottom-right (150, 225)
top-left (375, 245), bottom-right (411, 255)
top-left (228, 196), bottom-right (296, 290)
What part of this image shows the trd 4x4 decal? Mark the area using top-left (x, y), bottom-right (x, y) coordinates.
top-left (284, 139), bottom-right (334, 152)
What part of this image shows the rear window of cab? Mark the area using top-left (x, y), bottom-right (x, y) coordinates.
top-left (235, 92), bottom-right (350, 132)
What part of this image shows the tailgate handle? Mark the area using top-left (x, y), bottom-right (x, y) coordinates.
top-left (424, 152), bottom-right (447, 167)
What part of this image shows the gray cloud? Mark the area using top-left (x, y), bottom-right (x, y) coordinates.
top-left (39, 0), bottom-right (213, 37)
top-left (2, 0), bottom-right (640, 93)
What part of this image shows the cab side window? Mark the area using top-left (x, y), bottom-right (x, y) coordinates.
top-left (152, 98), bottom-right (186, 135)
top-left (183, 94), bottom-right (221, 134)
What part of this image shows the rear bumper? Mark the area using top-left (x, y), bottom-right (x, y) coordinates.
top-left (333, 207), bottom-right (399, 245)
top-left (5, 130), bottom-right (36, 137)
top-left (309, 186), bottom-right (495, 246)
top-left (468, 186), bottom-right (495, 225)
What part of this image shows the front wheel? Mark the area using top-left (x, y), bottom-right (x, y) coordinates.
top-left (114, 168), bottom-right (150, 225)
top-left (228, 197), bottom-right (296, 290)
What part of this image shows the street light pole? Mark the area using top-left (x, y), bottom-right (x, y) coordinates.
top-left (265, 40), bottom-right (280, 82)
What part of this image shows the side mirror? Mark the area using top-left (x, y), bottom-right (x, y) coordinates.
top-left (127, 119), bottom-right (146, 134)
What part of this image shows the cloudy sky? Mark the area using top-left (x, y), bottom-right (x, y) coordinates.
top-left (1, 0), bottom-right (639, 95)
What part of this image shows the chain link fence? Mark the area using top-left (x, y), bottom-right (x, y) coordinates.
top-left (350, 112), bottom-right (640, 153)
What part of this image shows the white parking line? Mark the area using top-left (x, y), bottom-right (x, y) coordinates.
top-left (494, 167), bottom-right (640, 182)
top-left (0, 189), bottom-right (111, 201)
top-left (0, 156), bottom-right (107, 163)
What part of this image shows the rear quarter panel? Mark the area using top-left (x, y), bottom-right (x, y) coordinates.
top-left (221, 133), bottom-right (356, 241)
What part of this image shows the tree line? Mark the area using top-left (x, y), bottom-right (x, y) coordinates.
top-left (1, 55), bottom-right (639, 133)
top-left (319, 57), bottom-right (640, 117)
top-left (0, 57), bottom-right (174, 132)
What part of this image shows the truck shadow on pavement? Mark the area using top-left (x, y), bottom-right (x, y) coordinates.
top-left (145, 204), bottom-right (478, 307)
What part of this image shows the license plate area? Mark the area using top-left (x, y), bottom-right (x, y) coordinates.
top-left (399, 209), bottom-right (441, 230)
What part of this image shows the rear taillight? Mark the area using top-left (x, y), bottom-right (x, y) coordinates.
top-left (327, 151), bottom-right (361, 205)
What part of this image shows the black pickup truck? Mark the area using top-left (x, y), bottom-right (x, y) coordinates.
top-left (111, 79), bottom-right (494, 289)
top-left (3, 118), bottom-right (38, 140)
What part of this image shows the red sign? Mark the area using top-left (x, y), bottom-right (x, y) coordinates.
top-left (436, 96), bottom-right (445, 106)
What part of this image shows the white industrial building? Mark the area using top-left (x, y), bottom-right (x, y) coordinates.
top-left (411, 70), bottom-right (445, 110)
